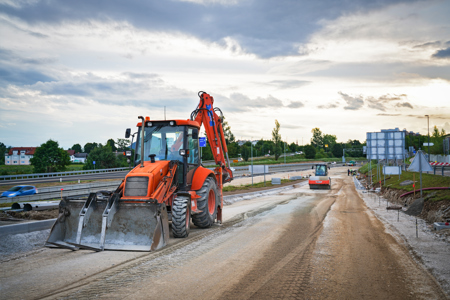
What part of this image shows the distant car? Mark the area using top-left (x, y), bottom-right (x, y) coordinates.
top-left (265, 154), bottom-right (270, 157)
top-left (331, 161), bottom-right (336, 164)
top-left (346, 160), bottom-right (356, 166)
top-left (1, 185), bottom-right (38, 197)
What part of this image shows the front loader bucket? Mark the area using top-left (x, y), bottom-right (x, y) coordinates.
top-left (46, 194), bottom-right (169, 252)
top-left (46, 196), bottom-right (101, 250)
top-left (94, 195), bottom-right (169, 251)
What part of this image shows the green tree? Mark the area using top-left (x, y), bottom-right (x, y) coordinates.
top-left (227, 142), bottom-right (239, 158)
top-left (116, 138), bottom-right (130, 152)
top-left (289, 142), bottom-right (298, 153)
top-left (272, 120), bottom-right (282, 160)
top-left (30, 140), bottom-right (71, 173)
top-left (332, 143), bottom-right (344, 158)
top-left (106, 139), bottom-right (117, 151)
top-left (430, 126), bottom-right (446, 155)
top-left (84, 146), bottom-right (118, 170)
top-left (241, 143), bottom-right (251, 162)
top-left (311, 128), bottom-right (323, 149)
top-left (222, 118), bottom-right (235, 144)
top-left (70, 143), bottom-right (82, 153)
top-left (323, 134), bottom-right (337, 152)
top-left (304, 145), bottom-right (316, 159)
top-left (0, 142), bottom-right (8, 165)
top-left (84, 142), bottom-right (97, 154)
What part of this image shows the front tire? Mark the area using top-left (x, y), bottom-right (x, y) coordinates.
top-left (172, 196), bottom-right (190, 238)
top-left (192, 177), bottom-right (219, 228)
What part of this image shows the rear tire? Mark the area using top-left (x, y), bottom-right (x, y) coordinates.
top-left (192, 177), bottom-right (218, 228)
top-left (172, 196), bottom-right (190, 238)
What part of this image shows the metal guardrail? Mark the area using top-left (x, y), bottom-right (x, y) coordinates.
top-left (0, 181), bottom-right (122, 204)
top-left (0, 167), bottom-right (129, 181)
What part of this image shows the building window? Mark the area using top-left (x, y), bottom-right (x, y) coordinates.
top-left (21, 156), bottom-right (25, 158)
top-left (21, 161), bottom-right (25, 164)
top-left (13, 161), bottom-right (17, 163)
top-left (6, 161), bottom-right (10, 164)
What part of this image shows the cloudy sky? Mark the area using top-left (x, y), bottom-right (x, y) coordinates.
top-left (1, 0), bottom-right (449, 149)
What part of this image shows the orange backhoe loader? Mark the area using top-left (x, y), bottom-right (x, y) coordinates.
top-left (46, 92), bottom-right (233, 251)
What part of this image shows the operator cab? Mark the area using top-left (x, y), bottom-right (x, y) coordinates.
top-left (314, 164), bottom-right (329, 176)
top-left (127, 120), bottom-right (200, 190)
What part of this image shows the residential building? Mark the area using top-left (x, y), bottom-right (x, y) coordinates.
top-left (72, 153), bottom-right (88, 163)
top-left (5, 148), bottom-right (85, 165)
top-left (5, 147), bottom-right (36, 165)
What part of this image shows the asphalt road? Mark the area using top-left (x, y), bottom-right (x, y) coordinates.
top-left (0, 171), bottom-right (129, 187)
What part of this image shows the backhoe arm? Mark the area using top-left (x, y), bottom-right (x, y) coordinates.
top-left (192, 92), bottom-right (233, 184)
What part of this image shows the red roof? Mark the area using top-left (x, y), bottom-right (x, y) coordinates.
top-left (67, 150), bottom-right (75, 156)
top-left (8, 147), bottom-right (37, 155)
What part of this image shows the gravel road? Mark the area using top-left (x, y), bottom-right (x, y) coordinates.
top-left (0, 167), bottom-right (448, 299)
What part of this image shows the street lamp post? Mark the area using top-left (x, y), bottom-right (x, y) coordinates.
top-left (425, 115), bottom-right (430, 162)
top-left (251, 138), bottom-right (253, 186)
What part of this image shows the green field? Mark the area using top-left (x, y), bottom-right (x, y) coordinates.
top-left (359, 164), bottom-right (450, 202)
top-left (0, 164), bottom-right (85, 176)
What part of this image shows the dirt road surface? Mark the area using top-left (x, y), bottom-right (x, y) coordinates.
top-left (0, 167), bottom-right (447, 299)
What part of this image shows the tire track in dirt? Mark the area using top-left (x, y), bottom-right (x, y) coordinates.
top-left (38, 197), bottom-right (298, 300)
top-left (217, 182), bottom-right (340, 300)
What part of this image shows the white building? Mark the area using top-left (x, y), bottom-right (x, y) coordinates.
top-left (5, 147), bottom-right (37, 165)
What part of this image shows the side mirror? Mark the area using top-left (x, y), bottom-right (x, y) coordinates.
top-left (192, 128), bottom-right (199, 139)
top-left (125, 128), bottom-right (131, 138)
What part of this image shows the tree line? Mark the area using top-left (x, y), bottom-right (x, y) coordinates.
top-left (201, 121), bottom-right (366, 162)
top-left (1, 122), bottom-right (447, 173)
top-left (25, 138), bottom-right (132, 173)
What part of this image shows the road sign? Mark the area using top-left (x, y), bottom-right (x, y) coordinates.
top-left (93, 161), bottom-right (96, 164)
top-left (199, 137), bottom-right (206, 147)
top-left (423, 143), bottom-right (434, 146)
top-left (126, 151), bottom-right (132, 157)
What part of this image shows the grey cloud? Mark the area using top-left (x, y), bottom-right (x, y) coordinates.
top-left (317, 103), bottom-right (338, 109)
top-left (366, 96), bottom-right (387, 111)
top-left (224, 93), bottom-right (302, 112)
top-left (432, 47), bottom-right (450, 59)
top-left (338, 91), bottom-right (364, 110)
top-left (267, 80), bottom-right (310, 89)
top-left (395, 102), bottom-right (413, 109)
top-left (19, 57), bottom-right (58, 65)
top-left (283, 124), bottom-right (304, 129)
top-left (287, 101), bottom-right (304, 108)
top-left (306, 62), bottom-right (450, 81)
top-left (228, 93), bottom-right (283, 110)
top-left (6, 72), bottom-right (197, 112)
top-left (413, 41), bottom-right (442, 49)
top-left (0, 0), bottom-right (420, 58)
top-left (406, 115), bottom-right (449, 119)
top-left (0, 65), bottom-right (54, 86)
top-left (378, 94), bottom-right (406, 101)
top-left (365, 93), bottom-right (408, 111)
